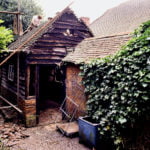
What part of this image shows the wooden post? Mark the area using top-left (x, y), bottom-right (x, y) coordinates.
top-left (17, 52), bottom-right (20, 102)
top-left (24, 65), bottom-right (37, 127)
top-left (17, 0), bottom-right (22, 36)
top-left (35, 65), bottom-right (39, 99)
top-left (35, 65), bottom-right (39, 117)
top-left (26, 65), bottom-right (30, 98)
top-left (18, 0), bottom-right (21, 11)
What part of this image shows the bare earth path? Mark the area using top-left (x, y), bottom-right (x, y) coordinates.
top-left (0, 107), bottom-right (90, 150)
top-left (11, 124), bottom-right (90, 150)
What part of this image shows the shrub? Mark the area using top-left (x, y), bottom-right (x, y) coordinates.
top-left (80, 20), bottom-right (150, 149)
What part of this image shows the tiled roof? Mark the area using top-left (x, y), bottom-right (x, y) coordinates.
top-left (63, 34), bottom-right (131, 64)
top-left (90, 0), bottom-right (150, 37)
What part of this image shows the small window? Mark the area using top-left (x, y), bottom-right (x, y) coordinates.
top-left (8, 65), bottom-right (14, 81)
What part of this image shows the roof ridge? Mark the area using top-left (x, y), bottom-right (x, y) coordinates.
top-left (84, 32), bottom-right (131, 41)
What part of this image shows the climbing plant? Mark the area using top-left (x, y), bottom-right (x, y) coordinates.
top-left (80, 20), bottom-right (150, 149)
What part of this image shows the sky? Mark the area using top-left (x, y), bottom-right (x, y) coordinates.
top-left (35, 0), bottom-right (128, 23)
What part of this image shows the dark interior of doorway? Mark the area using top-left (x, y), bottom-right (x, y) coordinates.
top-left (37, 65), bottom-right (65, 125)
top-left (38, 65), bottom-right (65, 110)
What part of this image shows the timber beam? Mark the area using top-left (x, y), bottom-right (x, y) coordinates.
top-left (0, 95), bottom-right (22, 114)
top-left (0, 106), bottom-right (16, 109)
top-left (0, 11), bottom-right (23, 15)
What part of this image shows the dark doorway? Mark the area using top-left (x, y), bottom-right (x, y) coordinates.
top-left (38, 65), bottom-right (65, 111)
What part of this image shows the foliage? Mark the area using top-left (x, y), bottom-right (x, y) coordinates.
top-left (0, 20), bottom-right (13, 51)
top-left (80, 20), bottom-right (150, 149)
top-left (0, 0), bottom-right (43, 31)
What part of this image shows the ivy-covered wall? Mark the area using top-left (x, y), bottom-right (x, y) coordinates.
top-left (80, 20), bottom-right (150, 149)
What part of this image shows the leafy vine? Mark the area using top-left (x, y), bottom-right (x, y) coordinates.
top-left (80, 20), bottom-right (150, 149)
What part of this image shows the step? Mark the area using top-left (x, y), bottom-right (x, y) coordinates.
top-left (56, 121), bottom-right (79, 137)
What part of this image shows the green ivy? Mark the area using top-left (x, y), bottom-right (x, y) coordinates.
top-left (80, 20), bottom-right (150, 149)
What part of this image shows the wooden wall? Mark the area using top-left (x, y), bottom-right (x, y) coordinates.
top-left (65, 64), bottom-right (87, 118)
top-left (26, 9), bottom-right (92, 65)
top-left (0, 53), bottom-right (26, 103)
top-left (0, 53), bottom-right (36, 127)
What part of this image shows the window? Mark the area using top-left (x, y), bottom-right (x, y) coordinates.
top-left (8, 65), bottom-right (14, 81)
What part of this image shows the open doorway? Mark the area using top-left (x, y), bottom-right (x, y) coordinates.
top-left (37, 65), bottom-right (65, 125)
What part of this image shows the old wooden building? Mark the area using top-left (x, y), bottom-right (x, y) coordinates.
top-left (0, 7), bottom-right (93, 126)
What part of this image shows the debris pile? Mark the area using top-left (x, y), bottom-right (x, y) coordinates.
top-left (0, 101), bottom-right (29, 147)
top-left (0, 123), bottom-right (29, 147)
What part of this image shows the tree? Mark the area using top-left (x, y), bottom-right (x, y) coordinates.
top-left (0, 20), bottom-right (13, 51)
top-left (0, 0), bottom-right (43, 31)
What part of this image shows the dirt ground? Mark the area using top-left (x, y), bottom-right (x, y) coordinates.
top-left (38, 108), bottom-right (62, 126)
top-left (0, 107), bottom-right (90, 150)
top-left (11, 124), bottom-right (90, 150)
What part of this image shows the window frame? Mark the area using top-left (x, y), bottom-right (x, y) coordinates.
top-left (8, 64), bottom-right (14, 82)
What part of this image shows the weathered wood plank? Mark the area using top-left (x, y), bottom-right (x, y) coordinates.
top-left (33, 43), bottom-right (77, 48)
top-left (1, 82), bottom-right (17, 93)
top-left (53, 25), bottom-right (89, 31)
top-left (26, 59), bottom-right (61, 64)
top-left (26, 65), bottom-right (30, 98)
top-left (39, 35), bottom-right (82, 42)
top-left (36, 39), bottom-right (77, 45)
top-left (35, 65), bottom-right (39, 100)
top-left (56, 121), bottom-right (79, 137)
top-left (0, 106), bottom-right (15, 109)
top-left (28, 55), bottom-right (65, 60)
top-left (0, 95), bottom-right (23, 113)
top-left (30, 50), bottom-right (66, 55)
top-left (27, 55), bottom-right (65, 60)
top-left (56, 19), bottom-right (81, 25)
top-left (55, 20), bottom-right (86, 27)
